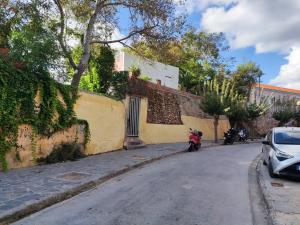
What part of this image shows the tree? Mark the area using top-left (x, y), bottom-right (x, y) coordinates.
top-left (272, 99), bottom-right (298, 126)
top-left (1, 1), bottom-right (61, 72)
top-left (225, 98), bottom-right (247, 128)
top-left (70, 45), bottom-right (115, 94)
top-left (201, 78), bottom-right (238, 142)
top-left (93, 46), bottom-right (115, 93)
top-left (232, 62), bottom-right (263, 99)
top-left (273, 110), bottom-right (295, 126)
top-left (246, 95), bottom-right (271, 138)
top-left (51, 0), bottom-right (185, 87)
top-left (129, 29), bottom-right (229, 93)
top-left (0, 0), bottom-right (18, 48)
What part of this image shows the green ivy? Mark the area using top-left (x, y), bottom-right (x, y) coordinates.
top-left (0, 59), bottom-right (88, 170)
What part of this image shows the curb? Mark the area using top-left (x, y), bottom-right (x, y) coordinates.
top-left (249, 154), bottom-right (273, 225)
top-left (0, 143), bottom-right (220, 224)
top-left (256, 154), bottom-right (275, 225)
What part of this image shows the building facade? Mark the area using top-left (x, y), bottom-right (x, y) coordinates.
top-left (250, 83), bottom-right (300, 109)
top-left (115, 51), bottom-right (179, 90)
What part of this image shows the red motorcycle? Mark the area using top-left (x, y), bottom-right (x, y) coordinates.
top-left (188, 128), bottom-right (203, 152)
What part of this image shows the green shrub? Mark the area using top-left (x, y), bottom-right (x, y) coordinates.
top-left (139, 75), bottom-right (152, 81)
top-left (37, 143), bottom-right (86, 164)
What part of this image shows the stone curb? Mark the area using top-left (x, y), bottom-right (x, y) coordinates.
top-left (0, 142), bottom-right (221, 225)
top-left (256, 154), bottom-right (276, 225)
top-left (249, 154), bottom-right (273, 225)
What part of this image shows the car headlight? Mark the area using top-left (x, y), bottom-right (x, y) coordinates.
top-left (275, 149), bottom-right (294, 161)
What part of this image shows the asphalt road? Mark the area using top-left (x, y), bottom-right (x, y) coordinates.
top-left (14, 143), bottom-right (264, 225)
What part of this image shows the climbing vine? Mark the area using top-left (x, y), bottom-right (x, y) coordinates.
top-left (0, 58), bottom-right (88, 170)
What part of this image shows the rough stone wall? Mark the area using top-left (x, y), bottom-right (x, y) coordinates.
top-left (245, 112), bottom-right (280, 137)
top-left (179, 95), bottom-right (210, 118)
top-left (147, 88), bottom-right (182, 124)
top-left (127, 78), bottom-right (228, 124)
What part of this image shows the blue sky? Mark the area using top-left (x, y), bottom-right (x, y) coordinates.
top-left (115, 0), bottom-right (300, 89)
top-left (172, 0), bottom-right (300, 89)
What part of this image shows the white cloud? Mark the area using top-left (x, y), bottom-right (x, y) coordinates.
top-left (201, 0), bottom-right (300, 53)
top-left (270, 47), bottom-right (300, 89)
top-left (109, 28), bottom-right (128, 49)
top-left (175, 0), bottom-right (234, 14)
top-left (197, 0), bottom-right (300, 89)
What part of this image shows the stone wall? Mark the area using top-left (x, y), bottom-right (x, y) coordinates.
top-left (147, 88), bottom-right (182, 124)
top-left (252, 112), bottom-right (279, 136)
top-left (127, 78), bottom-right (223, 123)
top-left (139, 98), bottom-right (230, 143)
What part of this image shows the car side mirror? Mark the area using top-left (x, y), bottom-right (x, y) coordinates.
top-left (262, 140), bottom-right (270, 145)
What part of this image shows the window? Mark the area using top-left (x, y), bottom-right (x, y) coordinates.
top-left (274, 131), bottom-right (300, 145)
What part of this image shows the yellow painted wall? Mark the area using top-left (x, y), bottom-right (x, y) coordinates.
top-left (5, 93), bottom-right (231, 171)
top-left (74, 91), bottom-right (125, 154)
top-left (139, 98), bottom-right (230, 144)
top-left (4, 124), bottom-right (85, 170)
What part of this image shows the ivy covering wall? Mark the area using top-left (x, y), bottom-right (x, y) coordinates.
top-left (0, 59), bottom-right (89, 170)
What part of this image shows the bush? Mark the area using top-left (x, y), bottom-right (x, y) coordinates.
top-left (273, 110), bottom-right (295, 126)
top-left (37, 143), bottom-right (86, 164)
top-left (110, 71), bottom-right (129, 99)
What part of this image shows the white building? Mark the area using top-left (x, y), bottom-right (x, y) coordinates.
top-left (115, 51), bottom-right (179, 90)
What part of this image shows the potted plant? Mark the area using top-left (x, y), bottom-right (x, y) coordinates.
top-left (129, 65), bottom-right (141, 78)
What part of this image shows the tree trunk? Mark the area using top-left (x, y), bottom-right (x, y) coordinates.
top-left (213, 115), bottom-right (219, 143)
top-left (70, 1), bottom-right (104, 87)
top-left (71, 65), bottom-right (85, 87)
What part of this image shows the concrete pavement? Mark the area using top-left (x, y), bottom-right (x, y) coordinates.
top-left (0, 141), bottom-right (221, 224)
top-left (13, 143), bottom-right (263, 225)
top-left (258, 157), bottom-right (300, 225)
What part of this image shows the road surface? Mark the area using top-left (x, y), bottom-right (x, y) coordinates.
top-left (14, 143), bottom-right (265, 225)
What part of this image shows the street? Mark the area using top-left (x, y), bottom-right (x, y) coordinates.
top-left (14, 143), bottom-right (263, 225)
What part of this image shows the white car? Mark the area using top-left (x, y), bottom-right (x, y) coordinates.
top-left (262, 127), bottom-right (300, 178)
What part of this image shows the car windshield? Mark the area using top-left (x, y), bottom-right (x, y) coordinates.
top-left (274, 131), bottom-right (300, 145)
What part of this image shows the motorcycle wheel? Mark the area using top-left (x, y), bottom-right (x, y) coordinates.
top-left (188, 144), bottom-right (193, 152)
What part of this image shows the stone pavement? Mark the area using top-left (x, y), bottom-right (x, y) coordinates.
top-left (0, 141), bottom-right (222, 224)
top-left (257, 156), bottom-right (300, 225)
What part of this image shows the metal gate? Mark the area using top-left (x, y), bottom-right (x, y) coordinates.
top-left (127, 97), bottom-right (141, 137)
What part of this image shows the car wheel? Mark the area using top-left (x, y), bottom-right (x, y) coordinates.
top-left (268, 161), bottom-right (278, 178)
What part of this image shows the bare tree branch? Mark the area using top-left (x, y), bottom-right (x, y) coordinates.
top-left (53, 0), bottom-right (77, 70)
top-left (72, 0), bottom-right (108, 87)
top-left (51, 0), bottom-right (184, 87)
top-left (90, 25), bottom-right (158, 44)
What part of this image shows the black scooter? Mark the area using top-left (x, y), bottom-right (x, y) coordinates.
top-left (224, 128), bottom-right (238, 145)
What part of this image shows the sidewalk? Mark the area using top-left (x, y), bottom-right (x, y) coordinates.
top-left (257, 156), bottom-right (300, 225)
top-left (0, 141), bottom-right (221, 224)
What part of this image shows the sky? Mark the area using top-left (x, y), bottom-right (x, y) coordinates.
top-left (111, 0), bottom-right (300, 89)
top-left (175, 0), bottom-right (300, 89)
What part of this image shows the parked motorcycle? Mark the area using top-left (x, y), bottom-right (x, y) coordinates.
top-left (237, 128), bottom-right (249, 143)
top-left (223, 128), bottom-right (238, 145)
top-left (188, 128), bottom-right (203, 152)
